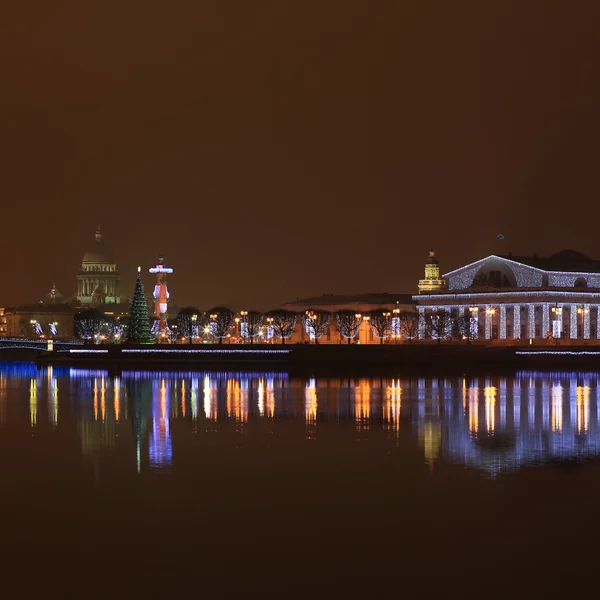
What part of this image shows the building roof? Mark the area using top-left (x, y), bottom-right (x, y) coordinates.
top-left (82, 226), bottom-right (114, 264)
top-left (282, 293), bottom-right (415, 310)
top-left (499, 249), bottom-right (600, 274)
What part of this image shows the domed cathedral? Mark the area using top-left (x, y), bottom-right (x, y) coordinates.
top-left (418, 249), bottom-right (447, 294)
top-left (77, 226), bottom-right (121, 306)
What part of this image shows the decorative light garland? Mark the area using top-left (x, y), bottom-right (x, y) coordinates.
top-left (516, 351), bottom-right (600, 356)
top-left (121, 349), bottom-right (291, 354)
top-left (69, 349), bottom-right (109, 354)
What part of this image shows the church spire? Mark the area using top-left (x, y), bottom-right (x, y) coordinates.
top-left (95, 225), bottom-right (103, 243)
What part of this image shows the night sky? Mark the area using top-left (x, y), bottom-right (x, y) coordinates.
top-left (2, 1), bottom-right (600, 309)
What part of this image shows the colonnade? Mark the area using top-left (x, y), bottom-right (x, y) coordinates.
top-left (417, 303), bottom-right (600, 340)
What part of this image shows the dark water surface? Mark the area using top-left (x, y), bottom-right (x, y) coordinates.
top-left (2, 362), bottom-right (600, 594)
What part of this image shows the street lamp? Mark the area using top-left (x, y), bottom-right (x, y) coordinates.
top-left (30, 319), bottom-right (38, 339)
top-left (266, 316), bottom-right (274, 344)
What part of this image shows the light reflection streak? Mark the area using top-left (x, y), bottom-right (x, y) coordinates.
top-left (114, 376), bottom-right (120, 422)
top-left (29, 378), bottom-right (37, 426)
top-left (305, 378), bottom-right (317, 425)
top-left (485, 386), bottom-right (496, 434)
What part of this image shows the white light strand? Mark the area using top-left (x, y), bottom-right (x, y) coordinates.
top-left (69, 349), bottom-right (109, 354)
top-left (585, 304), bottom-right (591, 339)
top-left (570, 305), bottom-right (578, 340)
top-left (415, 290), bottom-right (600, 301)
top-left (513, 305), bottom-right (521, 339)
top-left (516, 351), bottom-right (600, 356)
top-left (597, 306), bottom-right (600, 340)
top-left (528, 304), bottom-right (535, 339)
top-left (121, 349), bottom-right (291, 354)
top-left (499, 305), bottom-right (507, 339)
top-left (542, 304), bottom-right (550, 337)
top-left (485, 305), bottom-right (492, 339)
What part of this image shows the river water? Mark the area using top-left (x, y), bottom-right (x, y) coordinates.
top-left (2, 362), bottom-right (600, 593)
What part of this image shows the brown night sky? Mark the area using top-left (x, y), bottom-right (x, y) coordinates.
top-left (2, 1), bottom-right (600, 309)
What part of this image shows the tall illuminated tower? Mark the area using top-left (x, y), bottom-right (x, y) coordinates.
top-left (149, 255), bottom-right (174, 335)
top-left (418, 248), bottom-right (447, 294)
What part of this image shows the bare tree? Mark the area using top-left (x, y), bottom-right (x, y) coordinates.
top-left (268, 310), bottom-right (297, 345)
top-left (336, 311), bottom-right (363, 344)
top-left (399, 312), bottom-right (420, 344)
top-left (303, 309), bottom-right (332, 344)
top-left (207, 306), bottom-right (235, 345)
top-left (426, 310), bottom-right (453, 344)
top-left (176, 306), bottom-right (201, 340)
top-left (453, 314), bottom-right (476, 343)
top-left (242, 311), bottom-right (263, 344)
top-left (369, 309), bottom-right (392, 344)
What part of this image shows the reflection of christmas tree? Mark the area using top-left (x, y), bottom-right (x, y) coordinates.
top-left (127, 268), bottom-right (153, 343)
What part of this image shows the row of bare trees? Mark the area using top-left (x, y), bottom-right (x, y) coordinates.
top-left (174, 307), bottom-right (473, 345)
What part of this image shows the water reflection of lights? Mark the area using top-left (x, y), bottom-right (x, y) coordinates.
top-left (577, 386), bottom-right (589, 434)
top-left (29, 378), bottom-right (37, 427)
top-left (305, 378), bottom-right (317, 425)
top-left (149, 378), bottom-right (172, 468)
top-left (8, 365), bottom-right (600, 478)
top-left (485, 386), bottom-right (496, 434)
top-left (552, 385), bottom-right (563, 432)
top-left (384, 379), bottom-right (402, 434)
top-left (354, 379), bottom-right (371, 431)
top-left (114, 376), bottom-right (120, 422)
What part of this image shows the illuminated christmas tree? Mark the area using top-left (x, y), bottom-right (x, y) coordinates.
top-left (127, 267), bottom-right (153, 343)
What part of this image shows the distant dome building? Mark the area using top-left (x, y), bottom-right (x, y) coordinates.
top-left (77, 226), bottom-right (121, 305)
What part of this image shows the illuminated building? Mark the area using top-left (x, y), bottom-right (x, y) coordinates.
top-left (0, 308), bottom-right (6, 337)
top-left (415, 249), bottom-right (600, 341)
top-left (418, 248), bottom-right (447, 293)
top-left (77, 226), bottom-right (121, 305)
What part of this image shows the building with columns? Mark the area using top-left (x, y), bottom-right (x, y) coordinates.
top-left (77, 227), bottom-right (121, 305)
top-left (414, 250), bottom-right (600, 341)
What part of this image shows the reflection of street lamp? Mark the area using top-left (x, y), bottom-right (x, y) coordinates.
top-left (577, 306), bottom-right (589, 339)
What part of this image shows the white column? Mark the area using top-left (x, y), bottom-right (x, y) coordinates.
top-left (499, 305), bottom-right (507, 339)
top-left (542, 304), bottom-right (550, 338)
top-left (418, 307), bottom-right (425, 339)
top-left (513, 305), bottom-right (521, 339)
top-left (527, 304), bottom-right (535, 339)
top-left (445, 308), bottom-right (452, 338)
top-left (584, 304), bottom-right (591, 339)
top-left (570, 305), bottom-right (578, 339)
top-left (485, 305), bottom-right (492, 340)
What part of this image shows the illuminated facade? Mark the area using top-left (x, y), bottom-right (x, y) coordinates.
top-left (418, 248), bottom-right (447, 293)
top-left (77, 226), bottom-right (121, 305)
top-left (415, 250), bottom-right (600, 341)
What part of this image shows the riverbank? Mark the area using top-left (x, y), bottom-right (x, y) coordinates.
top-left (21, 343), bottom-right (600, 374)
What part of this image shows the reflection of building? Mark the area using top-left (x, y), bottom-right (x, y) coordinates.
top-left (416, 250), bottom-right (600, 341)
top-left (77, 226), bottom-right (121, 305)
